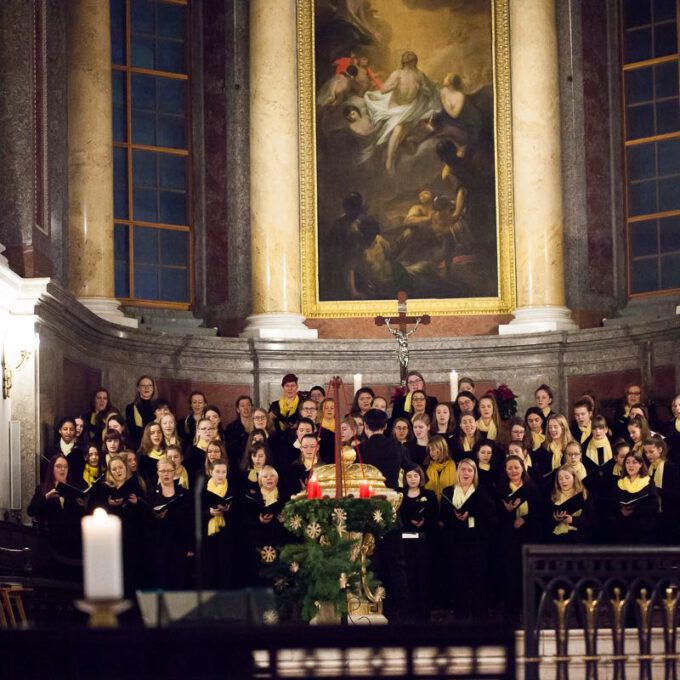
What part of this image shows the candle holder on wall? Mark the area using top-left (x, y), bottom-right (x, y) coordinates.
top-left (75, 599), bottom-right (131, 628)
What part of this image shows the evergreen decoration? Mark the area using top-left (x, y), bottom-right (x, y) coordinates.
top-left (269, 497), bottom-right (396, 621)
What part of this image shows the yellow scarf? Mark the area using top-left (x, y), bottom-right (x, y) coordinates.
top-left (262, 487), bottom-right (279, 507)
top-left (404, 392), bottom-right (413, 413)
top-left (196, 439), bottom-right (209, 451)
top-left (425, 460), bottom-right (457, 501)
top-left (463, 437), bottom-right (473, 452)
top-left (623, 405), bottom-right (631, 418)
top-left (553, 491), bottom-right (582, 535)
top-left (613, 463), bottom-right (622, 476)
top-left (207, 478), bottom-right (228, 535)
top-left (510, 481), bottom-right (528, 518)
top-left (320, 417), bottom-right (335, 432)
top-left (278, 395), bottom-right (299, 417)
top-left (452, 483), bottom-right (475, 509)
top-left (164, 435), bottom-right (179, 447)
top-left (476, 419), bottom-right (497, 441)
top-left (586, 437), bottom-right (612, 466)
top-left (542, 407), bottom-right (551, 418)
top-left (133, 404), bottom-right (143, 428)
top-left (60, 440), bottom-right (74, 456)
top-left (570, 462), bottom-right (587, 482)
top-left (149, 449), bottom-right (164, 460)
top-left (549, 441), bottom-right (564, 470)
top-left (90, 412), bottom-right (97, 426)
top-left (651, 460), bottom-right (665, 490)
top-left (578, 423), bottom-right (592, 444)
top-left (675, 419), bottom-right (680, 433)
top-left (83, 464), bottom-right (99, 487)
top-left (479, 462), bottom-right (490, 471)
top-left (175, 465), bottom-right (189, 490)
top-left (618, 476), bottom-right (650, 493)
top-left (531, 431), bottom-right (545, 450)
top-left (248, 468), bottom-right (259, 483)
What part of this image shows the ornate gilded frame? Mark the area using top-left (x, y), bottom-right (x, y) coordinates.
top-left (298, 0), bottom-right (515, 318)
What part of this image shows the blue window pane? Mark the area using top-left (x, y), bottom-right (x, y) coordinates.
top-left (160, 230), bottom-right (188, 266)
top-left (115, 261), bottom-right (130, 298)
top-left (110, 0), bottom-right (126, 64)
top-left (659, 177), bottom-right (680, 211)
top-left (131, 74), bottom-right (156, 111)
top-left (625, 0), bottom-right (652, 28)
top-left (133, 188), bottom-right (158, 222)
top-left (114, 223), bottom-right (129, 261)
top-left (158, 116), bottom-right (186, 148)
top-left (157, 39), bottom-right (185, 72)
top-left (654, 0), bottom-right (677, 21)
top-left (157, 79), bottom-right (186, 115)
top-left (132, 35), bottom-right (155, 69)
top-left (131, 0), bottom-right (154, 35)
top-left (631, 220), bottom-right (658, 257)
top-left (631, 257), bottom-right (659, 293)
top-left (157, 4), bottom-right (185, 39)
top-left (113, 148), bottom-right (128, 219)
top-left (656, 62), bottom-right (679, 98)
top-left (131, 110), bottom-right (157, 146)
top-left (629, 179), bottom-right (657, 215)
top-left (656, 98), bottom-right (680, 134)
top-left (133, 149), bottom-right (157, 187)
top-left (625, 68), bottom-right (653, 104)
top-left (660, 216), bottom-right (680, 252)
top-left (661, 254), bottom-right (680, 288)
top-left (134, 227), bottom-right (159, 264)
top-left (159, 155), bottom-right (186, 190)
top-left (159, 191), bottom-right (186, 225)
top-left (112, 70), bottom-right (126, 106)
top-left (625, 27), bottom-right (653, 62)
top-left (654, 22), bottom-right (678, 58)
top-left (659, 139), bottom-right (680, 175)
top-left (160, 267), bottom-right (188, 302)
top-left (628, 143), bottom-right (655, 180)
top-left (135, 264), bottom-right (159, 299)
top-left (627, 104), bottom-right (655, 139)
top-left (113, 105), bottom-right (127, 142)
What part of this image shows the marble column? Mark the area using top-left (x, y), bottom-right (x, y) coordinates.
top-left (67, 0), bottom-right (136, 328)
top-left (499, 0), bottom-right (576, 335)
top-left (240, 0), bottom-right (317, 339)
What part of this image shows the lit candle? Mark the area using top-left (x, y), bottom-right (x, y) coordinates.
top-left (449, 370), bottom-right (459, 401)
top-left (359, 479), bottom-right (370, 499)
top-left (82, 508), bottom-right (123, 600)
top-left (353, 373), bottom-right (362, 394)
top-left (307, 474), bottom-right (321, 500)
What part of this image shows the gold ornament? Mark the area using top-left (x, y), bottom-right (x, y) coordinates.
top-left (288, 514), bottom-right (303, 531)
top-left (263, 609), bottom-right (279, 624)
top-left (260, 546), bottom-right (277, 563)
top-left (306, 521), bottom-right (322, 539)
top-left (372, 509), bottom-right (384, 524)
top-left (339, 572), bottom-right (348, 589)
top-left (290, 561), bottom-right (300, 573)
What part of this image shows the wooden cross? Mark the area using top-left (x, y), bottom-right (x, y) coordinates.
top-left (375, 291), bottom-right (430, 386)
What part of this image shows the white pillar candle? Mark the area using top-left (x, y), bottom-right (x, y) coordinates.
top-left (449, 370), bottom-right (459, 401)
top-left (353, 373), bottom-right (362, 394)
top-left (82, 508), bottom-right (123, 600)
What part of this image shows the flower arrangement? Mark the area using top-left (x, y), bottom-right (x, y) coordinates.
top-left (487, 383), bottom-right (518, 421)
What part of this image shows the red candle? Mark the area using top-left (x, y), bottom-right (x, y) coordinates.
top-left (359, 480), bottom-right (370, 499)
top-left (307, 474), bottom-right (321, 499)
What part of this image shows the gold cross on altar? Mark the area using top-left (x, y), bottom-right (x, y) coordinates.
top-left (375, 291), bottom-right (430, 386)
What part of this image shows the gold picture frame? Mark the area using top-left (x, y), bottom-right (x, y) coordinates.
top-left (298, 0), bottom-right (515, 318)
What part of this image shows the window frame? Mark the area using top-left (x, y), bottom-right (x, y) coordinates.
top-left (112, 0), bottom-right (193, 309)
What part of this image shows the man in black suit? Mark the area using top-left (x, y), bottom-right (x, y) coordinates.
top-left (362, 408), bottom-right (409, 620)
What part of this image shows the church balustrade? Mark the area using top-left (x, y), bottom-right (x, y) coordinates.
top-left (522, 545), bottom-right (680, 680)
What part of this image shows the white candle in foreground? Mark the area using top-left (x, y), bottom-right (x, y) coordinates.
top-left (82, 508), bottom-right (123, 600)
top-left (353, 373), bottom-right (362, 394)
top-left (449, 370), bottom-right (459, 401)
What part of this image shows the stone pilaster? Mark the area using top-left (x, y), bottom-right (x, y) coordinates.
top-left (240, 0), bottom-right (316, 339)
top-left (499, 0), bottom-right (576, 335)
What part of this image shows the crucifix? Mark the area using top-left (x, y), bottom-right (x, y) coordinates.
top-left (375, 291), bottom-right (430, 387)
